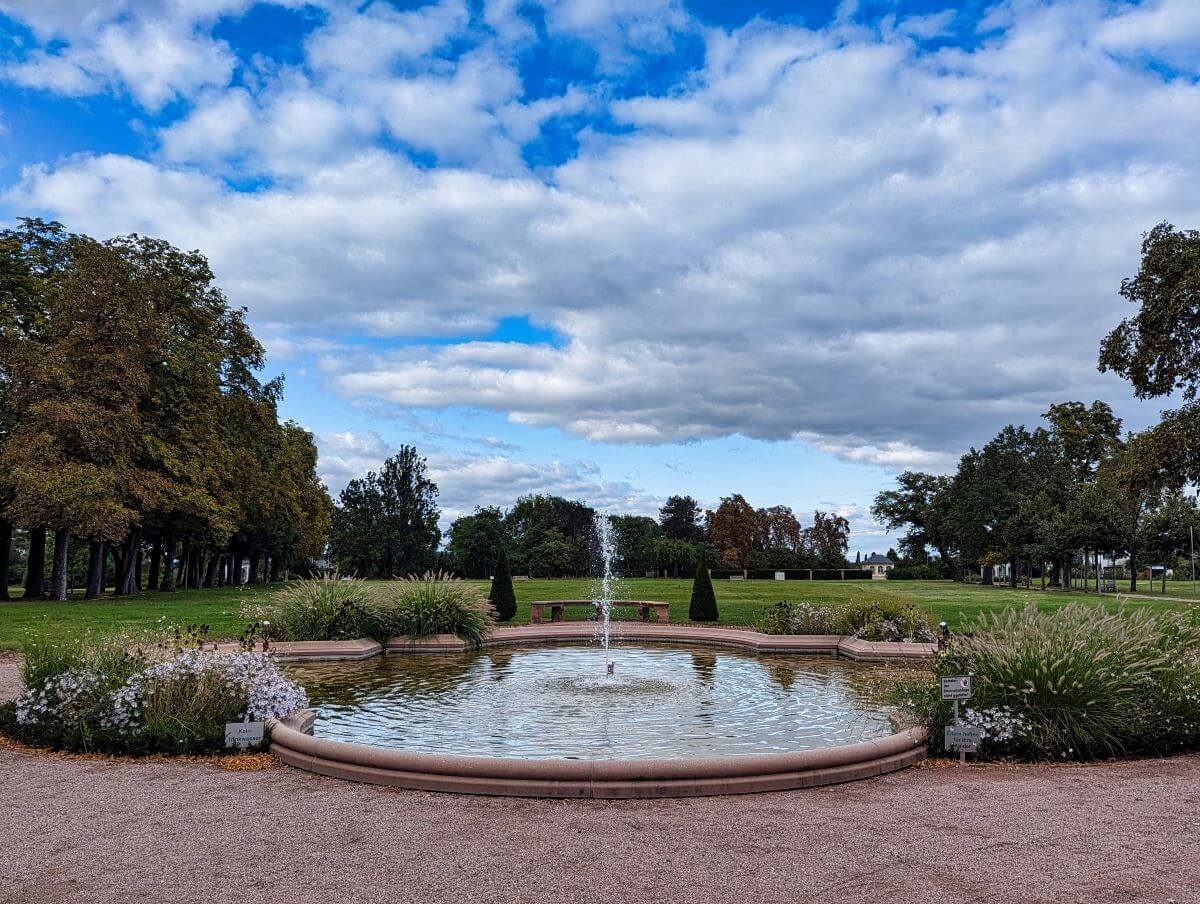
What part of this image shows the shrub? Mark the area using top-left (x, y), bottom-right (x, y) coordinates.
top-left (4, 638), bottom-right (308, 757)
top-left (892, 604), bottom-right (1200, 761)
top-left (254, 576), bottom-right (380, 641)
top-left (689, 561), bottom-right (719, 621)
top-left (376, 572), bottom-right (495, 646)
top-left (835, 592), bottom-right (936, 642)
top-left (757, 601), bottom-right (836, 635)
top-left (489, 549), bottom-right (517, 622)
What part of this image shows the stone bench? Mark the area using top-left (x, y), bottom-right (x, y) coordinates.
top-left (529, 599), bottom-right (670, 624)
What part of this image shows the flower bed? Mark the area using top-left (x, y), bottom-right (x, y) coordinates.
top-left (757, 593), bottom-right (936, 643)
top-left (1, 634), bottom-right (308, 756)
top-left (892, 604), bottom-right (1200, 761)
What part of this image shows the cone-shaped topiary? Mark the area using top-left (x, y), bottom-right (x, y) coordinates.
top-left (689, 558), bottom-right (719, 622)
top-left (489, 547), bottom-right (517, 622)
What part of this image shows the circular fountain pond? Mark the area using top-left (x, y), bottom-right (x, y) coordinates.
top-left (286, 643), bottom-right (900, 760)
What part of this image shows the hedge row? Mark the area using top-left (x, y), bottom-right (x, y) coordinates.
top-left (708, 569), bottom-right (874, 581)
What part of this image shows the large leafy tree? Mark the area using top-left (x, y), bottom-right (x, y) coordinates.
top-left (447, 506), bottom-right (508, 579)
top-left (608, 514), bottom-right (661, 576)
top-left (871, 472), bottom-right (955, 576)
top-left (505, 494), bottom-right (596, 577)
top-left (0, 219), bottom-right (73, 598)
top-left (659, 495), bottom-right (705, 542)
top-left (805, 510), bottom-right (851, 569)
top-left (707, 494), bottom-right (760, 577)
top-left (330, 445), bottom-right (440, 577)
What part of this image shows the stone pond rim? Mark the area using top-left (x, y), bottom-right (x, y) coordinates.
top-left (262, 622), bottom-right (936, 799)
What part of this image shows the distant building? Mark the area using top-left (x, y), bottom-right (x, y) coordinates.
top-left (862, 553), bottom-right (894, 579)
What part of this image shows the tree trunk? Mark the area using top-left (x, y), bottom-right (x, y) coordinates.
top-left (114, 529), bottom-right (141, 596)
top-left (1062, 553), bottom-right (1072, 592)
top-left (85, 540), bottom-right (106, 599)
top-left (176, 538), bottom-right (191, 588)
top-left (981, 564), bottom-right (994, 585)
top-left (248, 551), bottom-right (262, 585)
top-left (231, 553), bottom-right (245, 586)
top-left (1129, 545), bottom-right (1138, 592)
top-left (147, 540), bottom-right (162, 591)
top-left (190, 545), bottom-right (204, 589)
top-left (1041, 562), bottom-right (1046, 591)
top-left (0, 519), bottom-right (11, 600)
top-left (1009, 558), bottom-right (1017, 588)
top-left (161, 527), bottom-right (177, 592)
top-left (50, 528), bottom-right (70, 601)
top-left (24, 527), bottom-right (46, 598)
top-left (269, 556), bottom-right (282, 584)
top-left (134, 542), bottom-right (143, 593)
top-left (203, 552), bottom-right (219, 588)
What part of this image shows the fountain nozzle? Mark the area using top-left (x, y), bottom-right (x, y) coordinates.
top-left (607, 661), bottom-right (615, 676)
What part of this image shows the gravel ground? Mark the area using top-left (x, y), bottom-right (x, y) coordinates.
top-left (2, 664), bottom-right (1198, 904)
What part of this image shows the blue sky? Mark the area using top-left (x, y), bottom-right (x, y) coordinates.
top-left (2, 0), bottom-right (1199, 551)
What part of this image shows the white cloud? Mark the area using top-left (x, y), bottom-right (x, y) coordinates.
top-left (313, 430), bottom-right (661, 529)
top-left (7, 0), bottom-right (1200, 473)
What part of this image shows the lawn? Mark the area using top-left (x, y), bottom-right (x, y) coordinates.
top-left (2, 577), bottom-right (1195, 650)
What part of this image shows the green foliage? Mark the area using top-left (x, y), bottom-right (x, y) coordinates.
top-left (376, 572), bottom-right (495, 646)
top-left (5, 630), bottom-right (307, 756)
top-left (488, 548), bottom-right (517, 622)
top-left (756, 601), bottom-right (835, 634)
top-left (253, 576), bottom-right (379, 641)
top-left (329, 445), bottom-right (441, 578)
top-left (658, 495), bottom-right (705, 541)
top-left (688, 559), bottom-right (718, 621)
top-left (894, 604), bottom-right (1200, 760)
top-left (446, 506), bottom-right (508, 579)
top-left (834, 592), bottom-right (936, 642)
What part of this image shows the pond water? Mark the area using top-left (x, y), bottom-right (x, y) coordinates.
top-left (286, 643), bottom-right (901, 760)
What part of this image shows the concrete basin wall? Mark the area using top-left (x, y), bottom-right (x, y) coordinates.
top-left (267, 623), bottom-right (933, 798)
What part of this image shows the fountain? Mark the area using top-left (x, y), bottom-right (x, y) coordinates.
top-left (593, 512), bottom-right (616, 675)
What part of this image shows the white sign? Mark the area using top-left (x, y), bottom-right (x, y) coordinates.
top-left (225, 721), bottom-right (266, 748)
top-left (774, 571), bottom-right (786, 581)
top-left (940, 675), bottom-right (973, 700)
top-left (944, 724), bottom-right (982, 753)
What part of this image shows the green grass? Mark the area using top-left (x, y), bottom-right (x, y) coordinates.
top-left (3, 578), bottom-right (1193, 650)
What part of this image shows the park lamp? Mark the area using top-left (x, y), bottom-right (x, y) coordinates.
top-left (938, 621), bottom-right (950, 651)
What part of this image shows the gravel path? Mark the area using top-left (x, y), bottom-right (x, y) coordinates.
top-left (1, 665), bottom-right (1198, 903)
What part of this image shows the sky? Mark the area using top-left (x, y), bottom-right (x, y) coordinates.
top-left (1, 0), bottom-right (1199, 554)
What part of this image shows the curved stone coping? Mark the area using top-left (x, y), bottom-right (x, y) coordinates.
top-left (269, 712), bottom-right (928, 798)
top-left (233, 624), bottom-right (936, 661)
top-left (386, 624), bottom-right (937, 662)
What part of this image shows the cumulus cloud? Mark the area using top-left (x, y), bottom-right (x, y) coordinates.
top-left (313, 430), bottom-right (661, 529)
top-left (6, 0), bottom-right (1200, 474)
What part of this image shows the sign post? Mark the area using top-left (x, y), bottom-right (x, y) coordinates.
top-left (940, 675), bottom-right (979, 763)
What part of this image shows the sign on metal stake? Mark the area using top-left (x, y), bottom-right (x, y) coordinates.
top-left (940, 675), bottom-right (978, 763)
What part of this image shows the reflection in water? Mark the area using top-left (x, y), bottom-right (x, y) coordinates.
top-left (286, 643), bottom-right (904, 761)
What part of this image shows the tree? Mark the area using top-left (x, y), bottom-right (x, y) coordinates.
top-left (689, 555), bottom-right (718, 621)
top-left (505, 494), bottom-right (596, 577)
top-left (329, 445), bottom-right (440, 577)
top-left (0, 236), bottom-right (163, 600)
top-left (1137, 493), bottom-right (1200, 592)
top-left (806, 511), bottom-right (852, 569)
top-left (659, 495), bottom-right (705, 541)
top-left (1100, 223), bottom-right (1200, 401)
top-left (608, 514), bottom-right (661, 576)
top-left (707, 494), bottom-right (760, 577)
top-left (447, 506), bottom-right (508, 579)
top-left (488, 546), bottom-right (517, 621)
top-left (759, 505), bottom-right (803, 554)
top-left (872, 471), bottom-right (956, 577)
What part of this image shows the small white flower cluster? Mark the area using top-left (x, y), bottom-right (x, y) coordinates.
top-left (15, 669), bottom-right (105, 726)
top-left (854, 617), bottom-right (937, 644)
top-left (788, 603), bottom-right (834, 634)
top-left (961, 706), bottom-right (1029, 744)
top-left (18, 650), bottom-right (308, 738)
